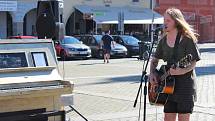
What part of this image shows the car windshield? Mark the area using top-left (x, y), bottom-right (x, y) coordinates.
top-left (121, 36), bottom-right (139, 45)
top-left (62, 37), bottom-right (81, 44)
top-left (94, 35), bottom-right (103, 43)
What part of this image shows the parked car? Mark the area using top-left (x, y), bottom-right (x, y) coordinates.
top-left (75, 35), bottom-right (127, 58)
top-left (55, 36), bottom-right (91, 60)
top-left (112, 35), bottom-right (140, 57)
top-left (8, 36), bottom-right (37, 39)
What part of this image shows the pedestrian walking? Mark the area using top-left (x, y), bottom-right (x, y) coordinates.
top-left (100, 30), bottom-right (115, 63)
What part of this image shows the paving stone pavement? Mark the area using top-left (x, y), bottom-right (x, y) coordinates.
top-left (58, 43), bottom-right (215, 121)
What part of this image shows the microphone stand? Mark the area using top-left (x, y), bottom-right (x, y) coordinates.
top-left (133, 0), bottom-right (155, 121)
top-left (133, 32), bottom-right (156, 121)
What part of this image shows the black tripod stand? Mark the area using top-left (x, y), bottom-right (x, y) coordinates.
top-left (133, 33), bottom-right (157, 121)
top-left (133, 0), bottom-right (157, 120)
top-left (66, 105), bottom-right (88, 121)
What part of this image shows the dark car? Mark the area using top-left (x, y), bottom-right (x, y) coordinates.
top-left (112, 35), bottom-right (140, 57)
top-left (55, 36), bottom-right (91, 60)
top-left (75, 35), bottom-right (127, 58)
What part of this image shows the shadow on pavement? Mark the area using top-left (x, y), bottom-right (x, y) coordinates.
top-left (76, 63), bottom-right (215, 87)
top-left (199, 48), bottom-right (215, 53)
top-left (76, 75), bottom-right (142, 87)
top-left (58, 58), bottom-right (89, 61)
top-left (195, 64), bottom-right (215, 76)
top-left (79, 63), bottom-right (104, 65)
top-left (108, 75), bottom-right (142, 83)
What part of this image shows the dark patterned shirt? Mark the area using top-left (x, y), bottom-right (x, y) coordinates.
top-left (154, 35), bottom-right (201, 103)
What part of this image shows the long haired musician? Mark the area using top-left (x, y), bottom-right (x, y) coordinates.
top-left (149, 8), bottom-right (201, 121)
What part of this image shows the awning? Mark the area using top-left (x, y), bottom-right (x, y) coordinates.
top-left (75, 5), bottom-right (164, 24)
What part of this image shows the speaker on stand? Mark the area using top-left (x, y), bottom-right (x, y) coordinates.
top-left (36, 0), bottom-right (65, 41)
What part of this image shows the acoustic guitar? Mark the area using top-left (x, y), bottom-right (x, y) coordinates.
top-left (148, 54), bottom-right (192, 105)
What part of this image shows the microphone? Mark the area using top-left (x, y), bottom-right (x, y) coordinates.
top-left (152, 25), bottom-right (167, 32)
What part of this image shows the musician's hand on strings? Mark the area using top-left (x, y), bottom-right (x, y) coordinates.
top-left (169, 67), bottom-right (185, 75)
top-left (149, 72), bottom-right (158, 85)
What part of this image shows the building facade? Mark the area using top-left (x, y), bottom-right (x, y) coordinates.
top-left (0, 0), bottom-right (162, 39)
top-left (154, 0), bottom-right (215, 43)
top-left (0, 0), bottom-right (37, 38)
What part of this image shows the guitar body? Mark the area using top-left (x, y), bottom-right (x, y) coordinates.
top-left (148, 65), bottom-right (175, 105)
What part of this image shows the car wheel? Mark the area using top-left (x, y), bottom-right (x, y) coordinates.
top-left (82, 57), bottom-right (90, 60)
top-left (143, 51), bottom-right (149, 60)
top-left (97, 50), bottom-right (103, 59)
top-left (126, 51), bottom-right (132, 58)
top-left (60, 51), bottom-right (67, 61)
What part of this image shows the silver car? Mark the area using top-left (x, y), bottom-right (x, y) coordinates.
top-left (55, 36), bottom-right (91, 60)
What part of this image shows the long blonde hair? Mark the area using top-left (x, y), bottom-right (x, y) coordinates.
top-left (165, 8), bottom-right (199, 42)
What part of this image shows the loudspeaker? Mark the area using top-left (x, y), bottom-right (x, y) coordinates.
top-left (50, 0), bottom-right (64, 23)
top-left (36, 0), bottom-right (64, 40)
top-left (37, 1), bottom-right (54, 18)
top-left (36, 12), bottom-right (56, 39)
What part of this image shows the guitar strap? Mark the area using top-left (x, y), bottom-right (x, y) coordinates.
top-left (169, 32), bottom-right (182, 66)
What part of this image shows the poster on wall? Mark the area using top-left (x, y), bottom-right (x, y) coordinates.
top-left (0, 1), bottom-right (17, 11)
